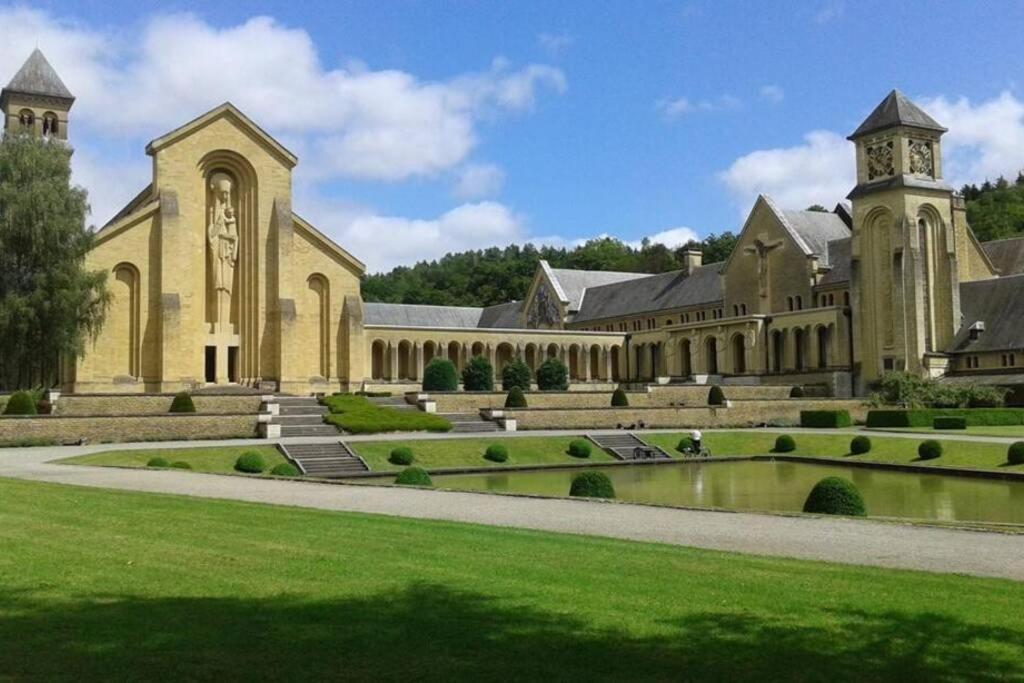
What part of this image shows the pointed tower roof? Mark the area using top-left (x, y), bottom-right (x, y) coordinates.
top-left (3, 48), bottom-right (74, 101)
top-left (848, 89), bottom-right (945, 140)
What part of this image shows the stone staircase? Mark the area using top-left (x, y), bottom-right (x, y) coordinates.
top-left (367, 395), bottom-right (418, 411)
top-left (280, 441), bottom-right (369, 478)
top-left (588, 432), bottom-right (672, 461)
top-left (437, 412), bottom-right (501, 433)
top-left (270, 396), bottom-right (339, 437)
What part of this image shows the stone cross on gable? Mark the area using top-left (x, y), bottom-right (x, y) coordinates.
top-left (743, 234), bottom-right (785, 299)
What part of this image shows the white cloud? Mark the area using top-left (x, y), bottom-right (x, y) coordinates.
top-left (814, 1), bottom-right (845, 24)
top-left (629, 227), bottom-right (701, 249)
top-left (657, 94), bottom-right (741, 120)
top-left (452, 163), bottom-right (505, 199)
top-left (760, 85), bottom-right (785, 104)
top-left (538, 32), bottom-right (573, 55)
top-left (718, 130), bottom-right (854, 211)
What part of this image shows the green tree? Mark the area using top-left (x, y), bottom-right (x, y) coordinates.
top-left (0, 133), bottom-right (108, 389)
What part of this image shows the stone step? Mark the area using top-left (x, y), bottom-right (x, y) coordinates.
top-left (589, 432), bottom-right (671, 461)
top-left (280, 441), bottom-right (369, 478)
top-left (278, 405), bottom-right (329, 416)
top-left (279, 424), bottom-right (340, 437)
top-left (451, 422), bottom-right (500, 433)
top-left (272, 415), bottom-right (329, 425)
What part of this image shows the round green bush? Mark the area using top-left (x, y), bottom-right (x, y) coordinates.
top-left (676, 436), bottom-right (695, 452)
top-left (461, 355), bottom-right (494, 391)
top-left (536, 358), bottom-right (569, 391)
top-left (1007, 442), bottom-right (1024, 466)
top-left (568, 439), bottom-right (592, 458)
top-left (422, 358), bottom-right (458, 391)
top-left (611, 388), bottom-right (629, 407)
top-left (789, 385), bottom-right (805, 398)
top-left (707, 385), bottom-right (726, 406)
top-left (271, 462), bottom-right (300, 476)
top-left (389, 447), bottom-right (414, 466)
top-left (773, 434), bottom-right (796, 453)
top-left (501, 359), bottom-right (533, 392)
top-left (170, 461), bottom-right (192, 470)
top-left (569, 471), bottom-right (615, 498)
top-left (3, 391), bottom-right (37, 416)
top-left (169, 391), bottom-right (196, 413)
top-left (146, 457), bottom-right (170, 468)
top-left (802, 476), bottom-right (867, 516)
top-left (918, 440), bottom-right (943, 461)
top-left (850, 435), bottom-right (872, 455)
top-left (234, 451), bottom-right (266, 473)
top-left (484, 443), bottom-right (509, 463)
top-left (505, 386), bottom-right (527, 408)
top-left (394, 466), bottom-right (433, 487)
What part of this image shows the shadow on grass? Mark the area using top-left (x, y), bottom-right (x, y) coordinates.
top-left (1, 583), bottom-right (1020, 681)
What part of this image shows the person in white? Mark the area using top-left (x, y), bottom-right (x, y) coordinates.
top-left (690, 429), bottom-right (702, 453)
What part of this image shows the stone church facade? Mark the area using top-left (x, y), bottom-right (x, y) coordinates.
top-left (4, 50), bottom-right (1023, 397)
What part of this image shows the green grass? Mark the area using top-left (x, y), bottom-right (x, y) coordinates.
top-left (644, 431), bottom-right (1024, 473)
top-left (322, 394), bottom-right (452, 434)
top-left (873, 425), bottom-right (1024, 438)
top-left (352, 436), bottom-right (615, 472)
top-left (60, 445), bottom-right (286, 474)
top-left (0, 478), bottom-right (1021, 680)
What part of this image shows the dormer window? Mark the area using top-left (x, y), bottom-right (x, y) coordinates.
top-left (968, 321), bottom-right (985, 341)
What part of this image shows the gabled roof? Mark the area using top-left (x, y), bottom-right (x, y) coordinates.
top-left (759, 195), bottom-right (851, 265)
top-left (145, 103), bottom-right (298, 168)
top-left (292, 213), bottom-right (366, 275)
top-left (849, 89), bottom-right (946, 140)
top-left (478, 301), bottom-right (523, 328)
top-left (545, 263), bottom-right (649, 311)
top-left (2, 48), bottom-right (73, 101)
top-left (573, 262), bottom-right (724, 323)
top-left (950, 274), bottom-right (1024, 353)
top-left (981, 237), bottom-right (1024, 276)
top-left (364, 303), bottom-right (485, 329)
top-left (817, 237), bottom-right (851, 286)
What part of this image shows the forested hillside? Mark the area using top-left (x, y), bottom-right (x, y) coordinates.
top-left (962, 173), bottom-right (1024, 242)
top-left (361, 233), bottom-right (738, 307)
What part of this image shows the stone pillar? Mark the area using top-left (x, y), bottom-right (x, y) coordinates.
top-left (488, 343), bottom-right (497, 369)
top-left (438, 341), bottom-right (448, 361)
top-left (581, 345), bottom-right (591, 381)
top-left (388, 343), bottom-right (399, 381)
top-left (413, 342), bottom-right (423, 381)
top-left (604, 347), bottom-right (613, 381)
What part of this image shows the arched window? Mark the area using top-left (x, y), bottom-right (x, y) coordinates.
top-left (42, 112), bottom-right (58, 137)
top-left (18, 109), bottom-right (34, 131)
top-left (705, 337), bottom-right (719, 374)
top-left (740, 304), bottom-right (747, 315)
top-left (795, 296), bottom-right (803, 310)
top-left (817, 326), bottom-right (830, 369)
top-left (732, 334), bottom-right (746, 374)
top-left (787, 296), bottom-right (794, 311)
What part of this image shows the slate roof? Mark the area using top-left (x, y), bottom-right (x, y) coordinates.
top-left (364, 301), bottom-right (527, 329)
top-left (949, 274), bottom-right (1024, 353)
top-left (775, 208), bottom-right (851, 265)
top-left (573, 262), bottom-right (724, 323)
top-left (2, 49), bottom-right (73, 100)
top-left (547, 266), bottom-right (649, 311)
top-left (478, 301), bottom-right (524, 328)
top-left (849, 89), bottom-right (946, 139)
top-left (817, 237), bottom-right (852, 285)
top-left (981, 237), bottom-right (1024, 276)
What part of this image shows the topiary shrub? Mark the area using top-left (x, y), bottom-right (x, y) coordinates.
top-left (394, 466), bottom-right (433, 487)
top-left (676, 436), bottom-right (695, 452)
top-left (800, 410), bottom-right (852, 428)
top-left (773, 434), bottom-right (796, 453)
top-left (169, 391), bottom-right (196, 413)
top-left (933, 416), bottom-right (967, 430)
top-left (234, 451), bottom-right (266, 473)
top-left (3, 391), bottom-right (37, 416)
top-left (461, 355), bottom-right (494, 391)
top-left (271, 462), bottom-right (300, 476)
top-left (1007, 442), bottom-right (1024, 466)
top-left (536, 358), bottom-right (569, 391)
top-left (568, 439), bottom-right (592, 458)
top-left (484, 443), bottom-right (509, 463)
top-left (422, 358), bottom-right (458, 392)
top-left (802, 477), bottom-right (867, 516)
top-left (611, 388), bottom-right (629, 407)
top-left (505, 386), bottom-right (527, 408)
top-left (389, 447), bottom-right (414, 466)
top-left (501, 359), bottom-right (532, 392)
top-left (170, 461), bottom-right (192, 470)
top-left (918, 440), bottom-right (943, 461)
top-left (146, 457), bottom-right (170, 468)
top-left (569, 471), bottom-right (615, 498)
top-left (789, 385), bottom-right (805, 398)
top-left (707, 385), bottom-right (725, 406)
top-left (850, 435), bottom-right (872, 455)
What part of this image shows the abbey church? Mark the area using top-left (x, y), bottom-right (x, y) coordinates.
top-left (4, 49), bottom-right (1023, 397)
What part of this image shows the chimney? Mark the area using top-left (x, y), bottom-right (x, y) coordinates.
top-left (681, 248), bottom-right (703, 275)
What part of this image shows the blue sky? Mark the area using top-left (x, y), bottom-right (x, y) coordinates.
top-left (3, 1), bottom-right (1024, 270)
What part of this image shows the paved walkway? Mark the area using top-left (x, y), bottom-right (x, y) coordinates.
top-left (1, 442), bottom-right (1022, 582)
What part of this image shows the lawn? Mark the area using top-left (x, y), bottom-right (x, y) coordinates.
top-left (352, 436), bottom-right (615, 472)
top-left (0, 478), bottom-right (1020, 680)
top-left (61, 445), bottom-right (286, 474)
top-left (873, 425), bottom-right (1024, 438)
top-left (644, 431), bottom-right (1024, 473)
top-left (322, 394), bottom-right (452, 434)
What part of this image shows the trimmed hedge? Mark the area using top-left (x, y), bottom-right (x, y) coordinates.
top-left (501, 359), bottom-right (532, 392)
top-left (394, 466), bottom-right (432, 487)
top-left (568, 439), bottom-right (592, 458)
top-left (3, 391), bottom-right (37, 416)
top-left (484, 443), bottom-right (509, 463)
top-left (707, 385), bottom-right (725, 406)
top-left (802, 477), bottom-right (867, 516)
top-left (505, 387), bottom-right (527, 408)
top-left (536, 358), bottom-right (569, 391)
top-left (389, 447), bottom-right (414, 466)
top-left (918, 440), bottom-right (943, 461)
top-left (789, 386), bottom-right (805, 398)
top-left (170, 461), bottom-right (192, 470)
top-left (1008, 442), bottom-right (1024, 466)
top-left (611, 388), bottom-right (629, 407)
top-left (866, 408), bottom-right (1024, 428)
top-left (800, 410), bottom-right (852, 428)
top-left (234, 452), bottom-right (266, 473)
top-left (569, 471), bottom-right (615, 498)
top-left (773, 435), bottom-right (796, 453)
top-left (169, 392), bottom-right (196, 413)
top-left (850, 435), bottom-right (872, 455)
top-left (933, 416), bottom-right (967, 430)
top-left (461, 355), bottom-right (494, 391)
top-left (422, 358), bottom-right (458, 391)
top-left (271, 463), bottom-right (300, 476)
top-left (146, 457), bottom-right (170, 468)
top-left (322, 394), bottom-right (452, 434)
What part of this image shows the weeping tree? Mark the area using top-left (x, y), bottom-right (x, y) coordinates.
top-left (0, 133), bottom-right (108, 389)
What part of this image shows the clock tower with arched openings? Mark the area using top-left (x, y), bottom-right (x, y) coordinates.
top-left (1, 49), bottom-right (74, 141)
top-left (847, 90), bottom-right (969, 389)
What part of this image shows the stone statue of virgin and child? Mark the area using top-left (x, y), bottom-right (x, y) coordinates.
top-left (207, 173), bottom-right (239, 325)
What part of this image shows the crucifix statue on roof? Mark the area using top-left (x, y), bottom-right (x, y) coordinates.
top-left (743, 234), bottom-right (784, 299)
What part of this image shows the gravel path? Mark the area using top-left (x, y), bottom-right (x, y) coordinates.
top-left (1, 445), bottom-right (1022, 581)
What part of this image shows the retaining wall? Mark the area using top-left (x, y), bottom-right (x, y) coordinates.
top-left (0, 414), bottom-right (259, 444)
top-left (54, 394), bottom-right (262, 417)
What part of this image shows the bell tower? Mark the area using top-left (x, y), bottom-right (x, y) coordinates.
top-left (848, 90), bottom-right (961, 389)
top-left (1, 49), bottom-right (74, 140)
